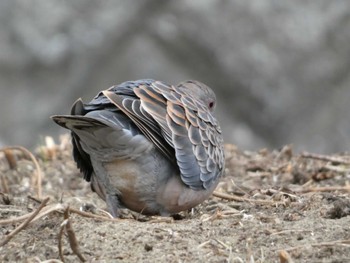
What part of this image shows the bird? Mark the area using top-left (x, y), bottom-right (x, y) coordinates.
top-left (51, 79), bottom-right (225, 217)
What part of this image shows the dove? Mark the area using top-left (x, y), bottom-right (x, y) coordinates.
top-left (52, 79), bottom-right (224, 217)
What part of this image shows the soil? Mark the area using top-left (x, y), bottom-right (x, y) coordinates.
top-left (0, 135), bottom-right (350, 262)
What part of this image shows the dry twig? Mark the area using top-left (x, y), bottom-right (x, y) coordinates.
top-left (301, 152), bottom-right (350, 165)
top-left (0, 202), bottom-right (65, 226)
top-left (60, 207), bottom-right (86, 262)
top-left (68, 207), bottom-right (119, 222)
top-left (213, 191), bottom-right (286, 206)
top-left (279, 250), bottom-right (294, 263)
top-left (3, 148), bottom-right (17, 169)
top-left (0, 172), bottom-right (9, 194)
top-left (58, 219), bottom-right (68, 263)
top-left (213, 191), bottom-right (244, 202)
top-left (296, 185), bottom-right (350, 193)
top-left (0, 203), bottom-right (118, 226)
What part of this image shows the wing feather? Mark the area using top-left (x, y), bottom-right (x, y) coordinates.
top-left (62, 79), bottom-right (224, 190)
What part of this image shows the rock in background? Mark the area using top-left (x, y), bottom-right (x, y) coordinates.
top-left (1, 0), bottom-right (349, 153)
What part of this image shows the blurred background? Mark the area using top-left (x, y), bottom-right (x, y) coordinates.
top-left (1, 0), bottom-right (350, 153)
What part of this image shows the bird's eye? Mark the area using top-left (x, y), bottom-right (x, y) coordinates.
top-left (209, 101), bottom-right (214, 109)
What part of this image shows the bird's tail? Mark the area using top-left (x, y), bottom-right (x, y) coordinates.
top-left (51, 115), bottom-right (107, 130)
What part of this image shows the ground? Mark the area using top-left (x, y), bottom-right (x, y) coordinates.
top-left (0, 136), bottom-right (350, 262)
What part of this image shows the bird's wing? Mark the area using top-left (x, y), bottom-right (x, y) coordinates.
top-left (102, 89), bottom-right (175, 162)
top-left (103, 80), bottom-right (224, 190)
top-left (52, 79), bottom-right (171, 183)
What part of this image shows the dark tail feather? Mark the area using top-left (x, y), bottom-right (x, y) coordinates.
top-left (50, 115), bottom-right (107, 130)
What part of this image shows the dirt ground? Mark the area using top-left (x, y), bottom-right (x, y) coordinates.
top-left (1, 135), bottom-right (350, 262)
